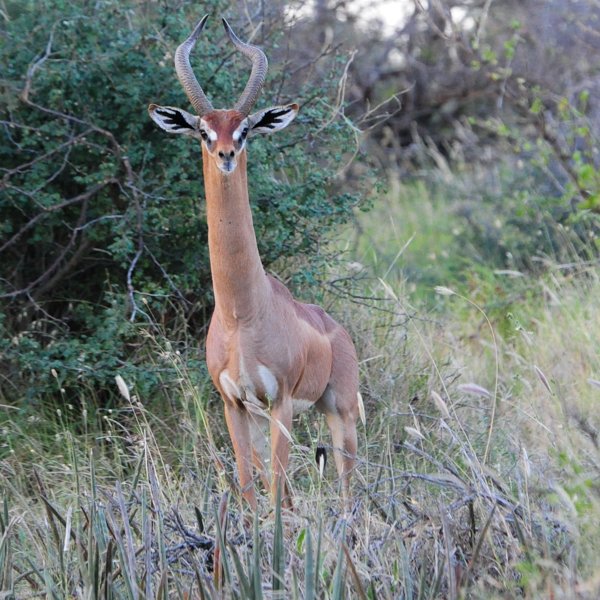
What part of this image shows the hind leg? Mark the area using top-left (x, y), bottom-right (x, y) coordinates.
top-left (316, 325), bottom-right (360, 506)
top-left (320, 387), bottom-right (358, 504)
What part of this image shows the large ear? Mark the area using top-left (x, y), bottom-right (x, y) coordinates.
top-left (247, 103), bottom-right (299, 135)
top-left (148, 104), bottom-right (198, 135)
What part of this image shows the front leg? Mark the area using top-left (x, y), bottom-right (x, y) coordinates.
top-left (248, 412), bottom-right (271, 491)
top-left (270, 397), bottom-right (294, 509)
top-left (222, 396), bottom-right (257, 510)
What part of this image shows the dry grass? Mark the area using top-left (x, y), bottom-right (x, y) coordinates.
top-left (1, 264), bottom-right (600, 598)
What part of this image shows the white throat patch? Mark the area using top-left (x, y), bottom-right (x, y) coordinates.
top-left (258, 365), bottom-right (279, 401)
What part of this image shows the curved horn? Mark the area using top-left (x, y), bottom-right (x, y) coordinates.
top-left (222, 18), bottom-right (268, 116)
top-left (174, 15), bottom-right (214, 115)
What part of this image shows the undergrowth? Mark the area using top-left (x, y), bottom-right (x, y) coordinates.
top-left (2, 259), bottom-right (600, 598)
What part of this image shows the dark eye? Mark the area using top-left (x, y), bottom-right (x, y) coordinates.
top-left (241, 128), bottom-right (248, 139)
top-left (200, 130), bottom-right (208, 141)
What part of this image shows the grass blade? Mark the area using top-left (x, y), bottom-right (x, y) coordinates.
top-left (230, 545), bottom-right (252, 599)
top-left (253, 510), bottom-right (264, 600)
top-left (461, 504), bottom-right (497, 594)
top-left (115, 480), bottom-right (139, 600)
top-left (315, 516), bottom-right (324, 597)
top-left (213, 492), bottom-right (231, 591)
top-left (304, 527), bottom-right (315, 600)
top-left (272, 484), bottom-right (285, 596)
top-left (0, 496), bottom-right (14, 593)
top-left (331, 522), bottom-right (346, 600)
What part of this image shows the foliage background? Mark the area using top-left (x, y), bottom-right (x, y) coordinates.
top-left (0, 0), bottom-right (363, 404)
top-left (2, 0), bottom-right (600, 598)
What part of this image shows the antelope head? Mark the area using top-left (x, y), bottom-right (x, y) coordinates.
top-left (149, 15), bottom-right (298, 175)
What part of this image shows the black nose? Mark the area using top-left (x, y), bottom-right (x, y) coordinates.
top-left (218, 150), bottom-right (235, 158)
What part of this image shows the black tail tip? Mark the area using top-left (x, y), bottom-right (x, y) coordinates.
top-left (315, 445), bottom-right (327, 474)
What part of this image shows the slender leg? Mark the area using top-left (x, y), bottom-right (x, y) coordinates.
top-left (316, 325), bottom-right (360, 508)
top-left (270, 399), bottom-right (294, 508)
top-left (222, 398), bottom-right (257, 510)
top-left (248, 413), bottom-right (271, 491)
top-left (325, 410), bottom-right (358, 505)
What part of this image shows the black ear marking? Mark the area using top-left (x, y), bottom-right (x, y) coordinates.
top-left (156, 108), bottom-right (195, 131)
top-left (252, 108), bottom-right (290, 130)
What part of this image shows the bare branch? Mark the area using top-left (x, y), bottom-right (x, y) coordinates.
top-left (20, 25), bottom-right (56, 103)
top-left (0, 179), bottom-right (116, 255)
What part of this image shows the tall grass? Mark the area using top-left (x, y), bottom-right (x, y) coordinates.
top-left (2, 185), bottom-right (600, 597)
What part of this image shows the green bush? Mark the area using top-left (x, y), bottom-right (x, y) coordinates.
top-left (0, 0), bottom-right (363, 404)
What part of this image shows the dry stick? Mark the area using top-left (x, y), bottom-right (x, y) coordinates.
top-left (462, 504), bottom-right (497, 593)
top-left (213, 492), bottom-right (229, 591)
top-left (439, 502), bottom-right (458, 600)
top-left (121, 155), bottom-right (146, 323)
top-left (166, 509), bottom-right (214, 562)
top-left (475, 0), bottom-right (495, 49)
top-left (342, 543), bottom-right (369, 600)
top-left (20, 23), bottom-right (55, 102)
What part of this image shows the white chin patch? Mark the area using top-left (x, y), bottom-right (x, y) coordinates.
top-left (218, 161), bottom-right (236, 174)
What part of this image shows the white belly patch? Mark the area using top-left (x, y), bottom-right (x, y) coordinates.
top-left (292, 398), bottom-right (314, 415)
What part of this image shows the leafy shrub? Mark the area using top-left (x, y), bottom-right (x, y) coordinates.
top-left (0, 0), bottom-right (363, 404)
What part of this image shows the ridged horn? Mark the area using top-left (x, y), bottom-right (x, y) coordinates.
top-left (174, 14), bottom-right (214, 115)
top-left (222, 18), bottom-right (268, 116)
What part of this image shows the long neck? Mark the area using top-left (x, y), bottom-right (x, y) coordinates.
top-left (203, 146), bottom-right (269, 327)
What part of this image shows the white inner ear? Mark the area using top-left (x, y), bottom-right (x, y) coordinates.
top-left (150, 105), bottom-right (198, 134)
top-left (249, 104), bottom-right (298, 135)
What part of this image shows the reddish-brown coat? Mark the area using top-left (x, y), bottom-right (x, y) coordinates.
top-left (200, 120), bottom-right (360, 509)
